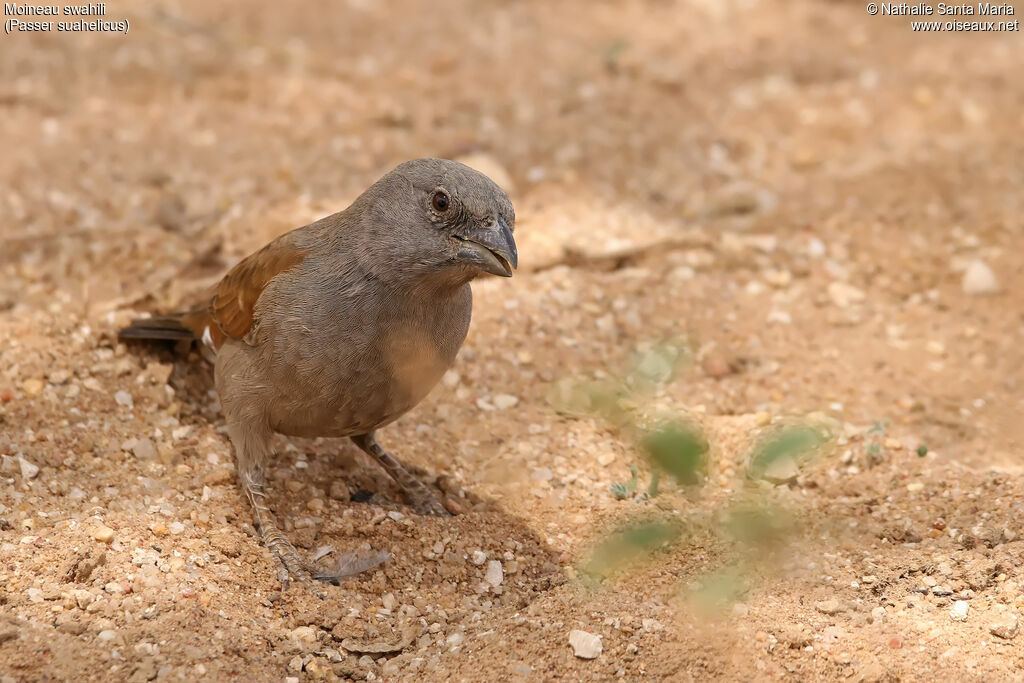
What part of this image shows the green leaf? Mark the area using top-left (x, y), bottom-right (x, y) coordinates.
top-left (747, 424), bottom-right (829, 480)
top-left (641, 423), bottom-right (708, 486)
top-left (583, 520), bottom-right (683, 577)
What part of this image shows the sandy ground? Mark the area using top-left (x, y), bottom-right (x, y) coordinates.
top-left (2, 0), bottom-right (1023, 680)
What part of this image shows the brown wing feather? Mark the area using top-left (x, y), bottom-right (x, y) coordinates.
top-left (207, 238), bottom-right (307, 345)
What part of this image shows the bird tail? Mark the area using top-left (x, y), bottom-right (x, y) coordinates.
top-left (118, 313), bottom-right (199, 342)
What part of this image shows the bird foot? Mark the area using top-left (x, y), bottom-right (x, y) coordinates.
top-left (266, 533), bottom-right (328, 598)
top-left (407, 489), bottom-right (450, 516)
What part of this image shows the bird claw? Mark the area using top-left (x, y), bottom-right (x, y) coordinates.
top-left (409, 491), bottom-right (450, 517)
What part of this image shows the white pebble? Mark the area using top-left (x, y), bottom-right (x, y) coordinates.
top-left (114, 390), bottom-right (133, 408)
top-left (961, 259), bottom-right (1000, 295)
top-left (828, 282), bottom-right (865, 308)
top-left (18, 456), bottom-right (40, 480)
top-left (950, 600), bottom-right (970, 622)
top-left (484, 560), bottom-right (504, 587)
top-left (471, 550), bottom-right (488, 566)
top-left (493, 393), bottom-right (519, 410)
top-left (569, 629), bottom-right (603, 659)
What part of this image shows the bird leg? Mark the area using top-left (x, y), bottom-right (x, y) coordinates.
top-left (241, 466), bottom-right (322, 591)
top-left (351, 432), bottom-right (449, 516)
top-left (228, 422), bottom-right (325, 595)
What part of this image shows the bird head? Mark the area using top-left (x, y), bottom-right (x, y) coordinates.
top-left (356, 158), bottom-right (518, 286)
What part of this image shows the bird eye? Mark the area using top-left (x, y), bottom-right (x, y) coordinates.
top-left (432, 191), bottom-right (450, 212)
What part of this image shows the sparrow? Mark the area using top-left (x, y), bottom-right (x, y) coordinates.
top-left (119, 158), bottom-right (518, 586)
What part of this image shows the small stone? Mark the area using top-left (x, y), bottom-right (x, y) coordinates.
top-left (702, 354), bottom-right (734, 379)
top-left (18, 457), bottom-right (40, 480)
top-left (48, 370), bottom-right (71, 385)
top-left (754, 455), bottom-right (799, 484)
top-left (989, 614), bottom-right (1019, 640)
top-left (307, 498), bottom-right (325, 513)
top-left (492, 393), bottom-right (519, 410)
top-left (21, 378), bottom-right (44, 396)
top-left (289, 626), bottom-right (320, 652)
top-left (131, 438), bottom-right (158, 461)
top-left (827, 282), bottom-right (866, 308)
top-left (446, 631), bottom-right (465, 648)
top-left (950, 600), bottom-right (970, 622)
top-left (329, 481), bottom-right (350, 501)
top-left (151, 522), bottom-right (168, 537)
top-left (568, 629), bottom-right (602, 659)
top-left (27, 588), bottom-right (43, 603)
top-left (168, 522), bottom-right (185, 535)
top-left (93, 526), bottom-right (115, 544)
top-left (114, 390), bottom-right (133, 408)
top-left (815, 599), bottom-right (843, 615)
top-left (530, 467), bottom-right (553, 482)
top-left (97, 629), bottom-right (119, 643)
top-left (961, 259), bottom-right (1000, 295)
top-left (470, 550), bottom-right (487, 566)
top-left (484, 560), bottom-right (504, 587)
top-left (73, 590), bottom-right (95, 609)
top-left (288, 655), bottom-right (304, 672)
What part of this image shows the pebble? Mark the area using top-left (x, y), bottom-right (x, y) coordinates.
top-left (753, 455), bottom-right (799, 484)
top-left (18, 457), bottom-right (40, 480)
top-left (288, 626), bottom-right (319, 652)
top-left (114, 390), bottom-right (133, 408)
top-left (530, 467), bottom-right (553, 482)
top-left (961, 259), bottom-right (999, 295)
top-left (329, 481), bottom-right (350, 501)
top-left (27, 588), bottom-right (43, 603)
top-left (131, 438), bottom-right (158, 461)
top-left (950, 600), bottom-right (970, 622)
top-left (94, 526), bottom-right (115, 544)
top-left (989, 614), bottom-right (1018, 640)
top-left (21, 378), bottom-right (44, 395)
top-left (492, 393), bottom-right (519, 410)
top-left (169, 522), bottom-right (185, 535)
top-left (48, 369), bottom-right (71, 385)
top-left (97, 629), bottom-right (119, 643)
top-left (568, 629), bottom-right (602, 659)
top-left (815, 599), bottom-right (843, 615)
top-left (827, 282), bottom-right (865, 308)
top-left (484, 560), bottom-right (504, 587)
top-left (446, 632), bottom-right (465, 648)
top-left (471, 550), bottom-right (488, 566)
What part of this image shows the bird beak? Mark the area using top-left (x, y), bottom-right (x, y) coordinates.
top-left (454, 217), bottom-right (518, 277)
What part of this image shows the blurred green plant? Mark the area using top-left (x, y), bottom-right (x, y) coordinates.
top-left (582, 519), bottom-right (684, 579)
top-left (746, 423), bottom-right (831, 482)
top-left (610, 465), bottom-right (640, 500)
top-left (641, 421), bottom-right (709, 486)
top-left (555, 339), bottom-right (839, 617)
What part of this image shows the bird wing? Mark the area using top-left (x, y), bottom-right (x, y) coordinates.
top-left (190, 236), bottom-right (307, 351)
